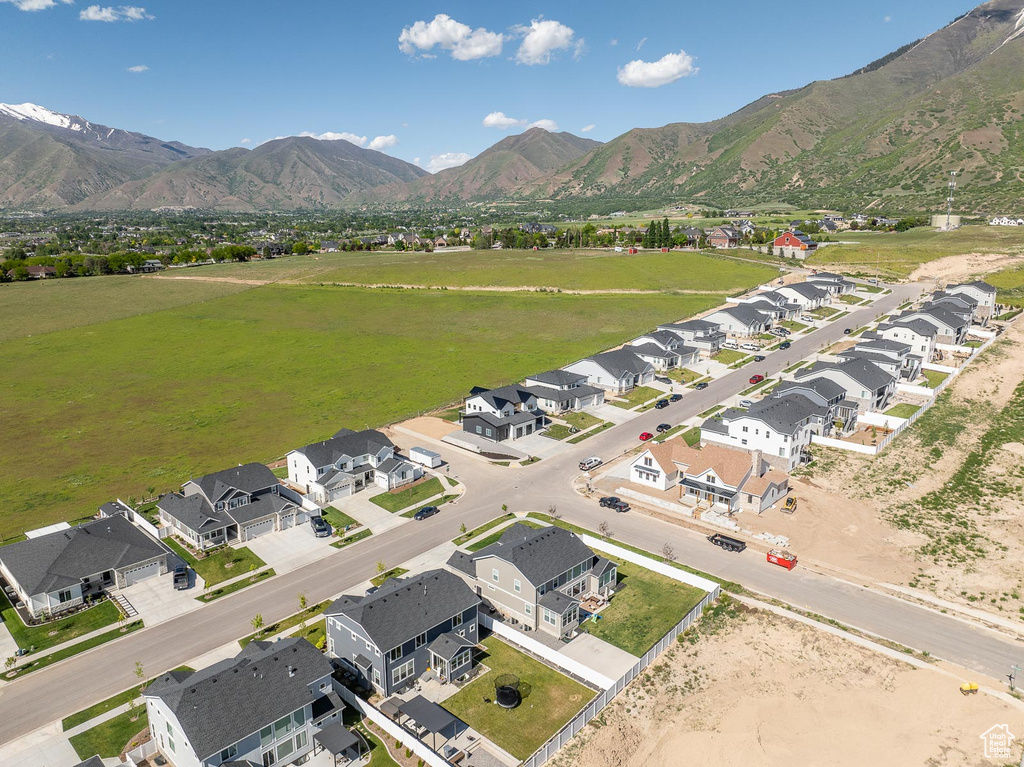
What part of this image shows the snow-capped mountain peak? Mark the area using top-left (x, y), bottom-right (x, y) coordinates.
top-left (0, 102), bottom-right (83, 130)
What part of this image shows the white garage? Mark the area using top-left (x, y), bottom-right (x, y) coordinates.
top-left (280, 512), bottom-right (295, 530)
top-left (242, 518), bottom-right (276, 541)
top-left (121, 560), bottom-right (162, 587)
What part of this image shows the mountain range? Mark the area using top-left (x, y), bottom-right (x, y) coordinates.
top-left (0, 0), bottom-right (1022, 213)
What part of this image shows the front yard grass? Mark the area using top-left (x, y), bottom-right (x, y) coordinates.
top-left (567, 422), bottom-right (614, 443)
top-left (542, 424), bottom-right (573, 441)
top-left (609, 386), bottom-right (661, 409)
top-left (369, 477), bottom-right (443, 513)
top-left (839, 294), bottom-right (865, 305)
top-left (371, 567), bottom-right (408, 587)
top-left (810, 306), bottom-right (840, 318)
top-left (165, 538), bottom-right (267, 588)
top-left (780, 320), bottom-right (808, 333)
top-left (287, 617), bottom-right (326, 648)
top-left (922, 370), bottom-right (949, 388)
top-left (240, 600), bottom-right (331, 647)
top-left (584, 560), bottom-right (707, 656)
top-left (559, 411), bottom-right (602, 430)
top-left (698, 405), bottom-right (723, 418)
top-left (0, 594), bottom-right (121, 652)
top-left (453, 514), bottom-right (515, 546)
top-left (442, 635), bottom-right (597, 760)
top-left (197, 569), bottom-right (275, 602)
top-left (681, 427), bottom-right (702, 446)
top-left (320, 506), bottom-right (359, 533)
top-left (712, 349), bottom-right (747, 365)
top-left (667, 367), bottom-right (701, 384)
top-left (62, 666), bottom-right (194, 731)
top-left (7, 621), bottom-right (143, 680)
top-left (331, 529), bottom-right (373, 549)
top-left (884, 403), bottom-right (922, 419)
top-left (69, 709), bottom-right (149, 760)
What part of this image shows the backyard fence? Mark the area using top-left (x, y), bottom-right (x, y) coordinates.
top-left (519, 586), bottom-right (720, 767)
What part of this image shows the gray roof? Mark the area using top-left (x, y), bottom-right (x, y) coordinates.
top-left (189, 463), bottom-right (278, 504)
top-left (426, 632), bottom-right (476, 662)
top-left (98, 500), bottom-right (133, 518)
top-left (808, 272), bottom-right (843, 281)
top-left (326, 569), bottom-right (479, 653)
top-left (397, 695), bottom-right (458, 734)
top-left (707, 304), bottom-right (771, 327)
top-left (633, 330), bottom-right (680, 348)
top-left (773, 376), bottom-right (845, 403)
top-left (376, 457), bottom-right (413, 474)
top-left (72, 757), bottom-right (105, 767)
top-left (878, 319), bottom-right (938, 338)
top-left (457, 523), bottom-right (603, 587)
top-left (949, 280), bottom-right (996, 294)
top-left (159, 488), bottom-right (295, 532)
top-left (314, 721), bottom-right (360, 755)
top-left (523, 383), bottom-right (603, 404)
top-left (902, 305), bottom-right (968, 329)
top-left (724, 393), bottom-right (825, 435)
top-left (464, 409), bottom-right (541, 429)
top-left (931, 291), bottom-right (978, 307)
top-left (836, 350), bottom-right (898, 368)
top-left (629, 343), bottom-right (678, 360)
top-left (538, 589), bottom-right (579, 614)
top-left (799, 357), bottom-right (894, 391)
top-left (526, 369), bottom-right (587, 387)
top-left (854, 338), bottom-right (910, 354)
top-left (581, 349), bottom-right (653, 379)
top-left (700, 417), bottom-right (729, 435)
top-left (658, 319), bottom-right (723, 335)
top-left (146, 638), bottom-right (333, 760)
top-left (780, 282), bottom-right (828, 300)
top-left (0, 515), bottom-right (167, 596)
top-left (469, 385), bottom-right (536, 410)
top-left (291, 428), bottom-right (394, 468)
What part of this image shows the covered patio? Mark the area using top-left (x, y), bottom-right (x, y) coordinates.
top-left (395, 694), bottom-right (468, 751)
top-left (312, 721), bottom-right (369, 766)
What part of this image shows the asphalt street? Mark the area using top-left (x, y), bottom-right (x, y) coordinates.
top-left (7, 281), bottom-right (1020, 746)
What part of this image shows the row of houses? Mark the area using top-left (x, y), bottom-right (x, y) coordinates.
top-left (990, 216), bottom-right (1024, 226)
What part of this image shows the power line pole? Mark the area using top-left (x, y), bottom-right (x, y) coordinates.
top-left (945, 171), bottom-right (957, 231)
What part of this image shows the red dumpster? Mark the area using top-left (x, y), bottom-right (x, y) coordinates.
top-left (767, 549), bottom-right (797, 570)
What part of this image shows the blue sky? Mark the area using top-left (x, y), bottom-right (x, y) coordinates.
top-left (0, 0), bottom-right (977, 171)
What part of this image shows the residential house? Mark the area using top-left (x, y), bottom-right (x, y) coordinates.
top-left (770, 377), bottom-right (860, 433)
top-left (0, 514), bottom-right (169, 619)
top-left (807, 272), bottom-right (857, 295)
top-left (895, 305), bottom-right (970, 344)
top-left (521, 370), bottom-right (605, 413)
top-left (678, 227), bottom-right (704, 247)
top-left (140, 259), bottom-right (165, 273)
top-left (461, 385), bottom-right (546, 443)
top-left (990, 216), bottom-right (1024, 226)
top-left (562, 349), bottom-right (656, 393)
top-left (144, 638), bottom-right (343, 767)
top-left (795, 357), bottom-right (896, 412)
top-left (701, 305), bottom-right (772, 337)
top-left (320, 241), bottom-right (340, 253)
top-left (7, 265), bottom-right (56, 279)
top-left (817, 220), bottom-right (840, 234)
top-left (629, 440), bottom-right (790, 513)
top-left (775, 282), bottom-right (830, 310)
top-left (325, 570), bottom-right (481, 696)
top-left (447, 523), bottom-right (617, 639)
top-left (708, 226), bottom-right (741, 249)
top-left (735, 290), bottom-right (801, 320)
top-left (433, 235), bottom-right (448, 248)
top-left (773, 230), bottom-right (818, 260)
top-left (288, 428), bottom-right (419, 505)
top-left (870, 319), bottom-right (937, 361)
top-left (945, 281), bottom-right (998, 320)
top-left (158, 463), bottom-right (301, 549)
top-left (734, 220), bottom-right (758, 238)
top-left (628, 332), bottom-right (700, 369)
top-left (836, 338), bottom-right (922, 380)
top-left (701, 393), bottom-right (826, 471)
top-left (656, 319), bottom-right (725, 356)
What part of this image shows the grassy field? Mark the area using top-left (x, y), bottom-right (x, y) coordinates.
top-left (585, 560), bottom-right (707, 656)
top-left (305, 248), bottom-right (778, 293)
top-left (69, 708), bottom-right (148, 760)
top-left (166, 538), bottom-right (266, 588)
top-left (443, 635), bottom-right (596, 760)
top-left (0, 285), bottom-right (724, 537)
top-left (987, 263), bottom-right (1024, 306)
top-left (0, 593), bottom-right (121, 652)
top-left (369, 477), bottom-right (443, 512)
top-left (809, 226), bottom-right (1024, 279)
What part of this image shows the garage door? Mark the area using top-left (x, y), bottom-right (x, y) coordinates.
top-left (243, 518), bottom-right (275, 541)
top-left (123, 560), bottom-right (161, 586)
top-left (280, 513), bottom-right (294, 530)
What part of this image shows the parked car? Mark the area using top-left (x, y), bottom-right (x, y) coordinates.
top-left (639, 432), bottom-right (654, 441)
top-left (707, 533), bottom-right (746, 553)
top-left (775, 327), bottom-right (791, 336)
top-left (721, 340), bottom-right (739, 350)
top-left (655, 399), bottom-right (669, 409)
top-left (799, 315), bottom-right (815, 323)
top-left (413, 505), bottom-right (440, 521)
top-left (669, 393), bottom-right (683, 402)
top-left (172, 565), bottom-right (190, 590)
top-left (779, 341), bottom-right (792, 349)
top-left (748, 374), bottom-right (765, 384)
top-left (599, 496), bottom-right (622, 509)
top-left (610, 499), bottom-right (630, 513)
top-left (655, 375), bottom-right (672, 384)
top-left (738, 399), bottom-right (754, 408)
top-left (695, 382), bottom-right (709, 390)
top-left (656, 423), bottom-right (672, 433)
top-left (579, 456), bottom-right (602, 471)
top-left (740, 342), bottom-right (760, 352)
top-left (843, 328), bottom-right (853, 335)
top-left (310, 516), bottom-right (332, 538)
top-left (753, 355), bottom-right (766, 362)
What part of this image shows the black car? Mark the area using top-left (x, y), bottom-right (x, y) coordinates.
top-left (599, 496), bottom-right (622, 508)
top-left (654, 399), bottom-right (669, 409)
top-left (669, 393), bottom-right (683, 402)
top-left (172, 565), bottom-right (189, 590)
top-left (611, 500), bottom-right (630, 512)
top-left (843, 328), bottom-right (852, 335)
top-left (656, 423), bottom-right (672, 433)
top-left (695, 382), bottom-right (709, 390)
top-left (310, 516), bottom-right (332, 538)
top-left (779, 341), bottom-right (792, 349)
top-left (414, 505), bottom-right (440, 521)
top-left (753, 355), bottom-right (766, 362)
top-left (655, 375), bottom-right (672, 384)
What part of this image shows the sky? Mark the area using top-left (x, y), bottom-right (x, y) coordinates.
top-left (0, 0), bottom-right (980, 172)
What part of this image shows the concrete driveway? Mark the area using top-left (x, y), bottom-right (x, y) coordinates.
top-left (120, 572), bottom-right (204, 626)
top-left (244, 523), bottom-right (338, 574)
top-left (331, 490), bottom-right (409, 535)
top-left (560, 633), bottom-right (639, 679)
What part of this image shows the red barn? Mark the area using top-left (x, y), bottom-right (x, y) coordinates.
top-left (773, 230), bottom-right (818, 260)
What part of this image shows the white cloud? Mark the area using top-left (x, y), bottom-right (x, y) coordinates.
top-left (0, 0), bottom-right (73, 11)
top-left (529, 119), bottom-right (558, 131)
top-left (609, 38), bottom-right (618, 47)
top-left (636, 37), bottom-right (647, 51)
top-left (884, 15), bottom-right (892, 22)
top-left (482, 111), bottom-right (526, 129)
top-left (426, 152), bottom-right (471, 173)
top-left (126, 64), bottom-right (148, 73)
top-left (299, 130), bottom-right (367, 145)
top-left (580, 124), bottom-right (595, 133)
top-left (412, 156), bottom-right (421, 165)
top-left (368, 134), bottom-right (398, 151)
top-left (240, 138), bottom-right (252, 145)
top-left (399, 14), bottom-right (503, 60)
top-left (617, 49), bottom-right (698, 88)
top-left (514, 19), bottom-right (576, 65)
top-left (80, 5), bottom-right (153, 21)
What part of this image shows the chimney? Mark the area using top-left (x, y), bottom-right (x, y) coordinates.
top-left (751, 449), bottom-right (763, 477)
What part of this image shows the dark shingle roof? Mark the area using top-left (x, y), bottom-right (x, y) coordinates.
top-left (629, 343), bottom-right (678, 360)
top-left (147, 638), bottom-right (333, 760)
top-left (326, 570), bottom-right (479, 653)
top-left (291, 429), bottom-right (394, 468)
top-left (878, 319), bottom-right (938, 338)
top-left (426, 632), bottom-right (476, 662)
top-left (526, 370), bottom-right (587, 387)
top-left (523, 383), bottom-right (603, 404)
top-left (72, 758), bottom-right (105, 767)
top-left (724, 393), bottom-right (824, 435)
top-left (538, 590), bottom-right (579, 614)
top-left (773, 377), bottom-right (845, 403)
top-left (780, 282), bottom-right (828, 300)
top-left (949, 280), bottom-right (996, 294)
top-left (582, 349), bottom-right (653, 379)
top-left (190, 463), bottom-right (278, 504)
top-left (707, 304), bottom-right (771, 327)
top-left (158, 492), bottom-right (231, 532)
top-left (799, 357), bottom-right (894, 391)
top-left (0, 515), bottom-right (166, 596)
top-left (469, 385), bottom-right (536, 410)
top-left (461, 523), bottom-right (600, 587)
top-left (854, 338), bottom-right (910, 354)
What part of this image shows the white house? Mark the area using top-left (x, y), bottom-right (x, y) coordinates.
top-left (837, 338), bottom-right (922, 380)
top-left (700, 393), bottom-right (823, 471)
top-left (895, 305), bottom-right (970, 344)
top-left (795, 357), bottom-right (896, 412)
top-left (522, 370), bottom-right (605, 413)
top-left (807, 272), bottom-right (858, 295)
top-left (656, 319), bottom-right (725, 356)
top-left (775, 282), bottom-right (830, 309)
top-left (461, 384), bottom-right (546, 443)
top-left (945, 280), bottom-right (998, 320)
top-left (563, 349), bottom-right (655, 393)
top-left (873, 319), bottom-right (937, 360)
top-left (701, 305), bottom-right (772, 337)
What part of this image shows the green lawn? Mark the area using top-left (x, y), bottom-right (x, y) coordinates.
top-left (667, 367), bottom-right (701, 384)
top-left (567, 422), bottom-right (614, 443)
top-left (69, 709), bottom-right (149, 760)
top-left (62, 666), bottom-right (194, 731)
top-left (922, 370), bottom-right (950, 388)
top-left (884, 403), bottom-right (922, 419)
top-left (453, 514), bottom-right (515, 546)
top-left (240, 600), bottom-right (331, 647)
top-left (165, 538), bottom-right (266, 587)
top-left (839, 294), bottom-right (865, 305)
top-left (780, 320), bottom-right (808, 333)
top-left (0, 593), bottom-right (121, 652)
top-left (0, 284), bottom-right (724, 539)
top-left (198, 568), bottom-right (275, 602)
top-left (370, 477), bottom-right (444, 513)
top-left (712, 349), bottom-right (748, 365)
top-left (288, 617), bottom-right (326, 649)
top-left (610, 386), bottom-right (661, 409)
top-left (467, 521), bottom-right (544, 551)
top-left (740, 377), bottom-right (775, 396)
top-left (331, 529), bottom-right (373, 549)
top-left (542, 424), bottom-right (573, 440)
top-left (585, 560), bottom-right (707, 656)
top-left (681, 427), bottom-right (702, 446)
top-left (442, 635), bottom-right (597, 760)
top-left (860, 284), bottom-right (885, 293)
top-left (319, 506), bottom-right (359, 533)
top-left (6, 621), bottom-right (143, 680)
top-left (559, 411), bottom-right (602, 430)
top-left (698, 405), bottom-right (723, 418)
top-left (810, 306), bottom-right (841, 318)
top-left (306, 248), bottom-right (778, 294)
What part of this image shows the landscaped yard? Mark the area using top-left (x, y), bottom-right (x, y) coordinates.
top-left (0, 593), bottom-right (121, 652)
top-left (584, 560), bottom-right (707, 656)
top-left (740, 377), bottom-right (775, 396)
top-left (839, 294), bottom-right (865, 305)
top-left (467, 520), bottom-right (544, 552)
top-left (198, 569), bottom-right (275, 602)
top-left (442, 635), bottom-right (596, 760)
top-left (810, 306), bottom-right (840, 318)
top-left (780, 320), bottom-right (808, 333)
top-left (240, 600), bottom-right (330, 647)
top-left (559, 411), bottom-right (602, 430)
top-left (331, 529), bottom-right (372, 549)
top-left (165, 538), bottom-right (267, 587)
top-left (453, 515), bottom-right (515, 546)
top-left (667, 367), bottom-right (701, 384)
top-left (712, 349), bottom-right (748, 365)
top-left (7, 621), bottom-right (143, 679)
top-left (609, 386), bottom-right (661, 409)
top-left (922, 370), bottom-right (949, 389)
top-left (681, 427), bottom-right (702, 446)
top-left (567, 422), bottom-right (614, 443)
top-left (62, 666), bottom-right (194, 731)
top-left (69, 709), bottom-right (149, 760)
top-left (369, 477), bottom-right (443, 512)
top-left (371, 567), bottom-right (408, 587)
top-left (320, 506), bottom-right (359, 533)
top-left (542, 424), bottom-right (574, 441)
top-left (884, 403), bottom-right (922, 419)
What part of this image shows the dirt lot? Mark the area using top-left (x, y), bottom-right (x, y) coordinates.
top-left (551, 602), bottom-right (1024, 767)
top-left (910, 251), bottom-right (1024, 285)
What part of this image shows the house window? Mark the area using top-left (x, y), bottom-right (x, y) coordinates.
top-left (543, 609), bottom-right (557, 626)
top-left (260, 726), bottom-right (273, 748)
top-left (475, 426), bottom-right (482, 435)
top-left (485, 428), bottom-right (493, 438)
top-left (388, 646), bottom-right (402, 662)
top-left (392, 659), bottom-right (416, 686)
top-left (351, 631), bottom-right (358, 641)
top-left (221, 745), bottom-right (238, 761)
top-left (513, 579), bottom-right (521, 593)
top-left (524, 603), bottom-right (532, 616)
top-left (274, 714), bottom-right (293, 740)
top-left (57, 589), bottom-right (73, 604)
top-left (277, 738), bottom-right (295, 762)
top-left (492, 569), bottom-right (499, 583)
top-left (741, 426), bottom-right (748, 433)
top-left (780, 448), bottom-right (786, 457)
top-left (372, 667), bottom-right (381, 687)
top-left (263, 752), bottom-right (274, 767)
top-left (452, 612), bottom-right (463, 627)
top-left (415, 632), bottom-right (427, 648)
top-left (643, 457), bottom-right (653, 467)
top-left (741, 439), bottom-right (748, 446)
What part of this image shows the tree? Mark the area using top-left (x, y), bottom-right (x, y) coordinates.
top-left (298, 592), bottom-right (307, 612)
top-left (548, 504), bottom-right (561, 520)
top-left (661, 218), bottom-right (671, 247)
top-left (376, 560), bottom-right (387, 575)
top-left (459, 522), bottom-right (467, 535)
top-left (598, 521), bottom-right (612, 539)
top-left (4, 656), bottom-right (15, 676)
top-left (251, 614), bottom-right (264, 635)
top-left (501, 504), bottom-right (508, 513)
top-left (661, 543), bottom-right (676, 563)
top-left (292, 241), bottom-right (310, 255)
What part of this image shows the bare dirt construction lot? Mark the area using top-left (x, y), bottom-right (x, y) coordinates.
top-left (756, 318), bottom-right (1024, 622)
top-left (551, 601), bottom-right (1024, 767)
top-left (909, 251), bottom-right (1024, 285)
